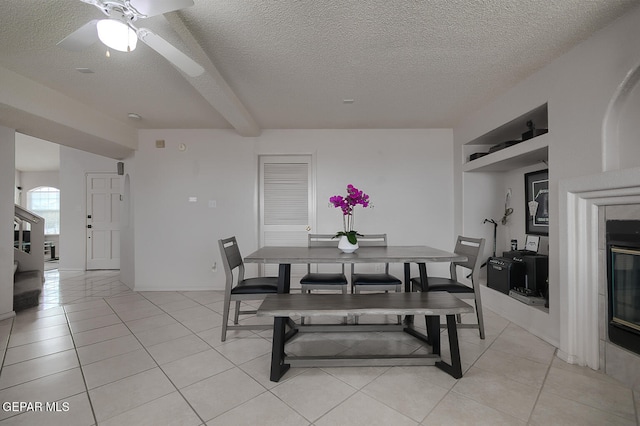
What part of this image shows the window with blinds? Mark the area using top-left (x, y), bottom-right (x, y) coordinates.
top-left (263, 163), bottom-right (309, 225)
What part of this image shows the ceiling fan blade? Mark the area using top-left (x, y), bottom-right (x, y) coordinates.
top-left (137, 28), bottom-right (204, 77)
top-left (129, 0), bottom-right (194, 17)
top-left (57, 20), bottom-right (99, 51)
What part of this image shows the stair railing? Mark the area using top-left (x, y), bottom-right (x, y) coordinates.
top-left (14, 205), bottom-right (45, 277)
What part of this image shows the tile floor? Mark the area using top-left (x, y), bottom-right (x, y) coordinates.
top-left (0, 268), bottom-right (638, 425)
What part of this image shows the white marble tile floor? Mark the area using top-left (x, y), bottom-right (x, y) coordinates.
top-left (0, 269), bottom-right (637, 425)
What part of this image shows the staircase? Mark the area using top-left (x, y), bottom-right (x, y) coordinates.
top-left (14, 205), bottom-right (44, 311)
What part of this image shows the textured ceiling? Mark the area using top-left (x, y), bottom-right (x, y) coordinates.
top-left (1, 0), bottom-right (639, 142)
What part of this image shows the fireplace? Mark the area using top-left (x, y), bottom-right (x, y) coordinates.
top-left (607, 220), bottom-right (640, 355)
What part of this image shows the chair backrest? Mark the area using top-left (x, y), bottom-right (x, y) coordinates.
top-left (307, 234), bottom-right (344, 273)
top-left (351, 234), bottom-right (389, 274)
top-left (308, 233), bottom-right (340, 248)
top-left (355, 234), bottom-right (387, 247)
top-left (450, 236), bottom-right (485, 283)
top-left (218, 236), bottom-right (245, 289)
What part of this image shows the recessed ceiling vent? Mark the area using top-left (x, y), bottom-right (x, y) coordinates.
top-left (75, 68), bottom-right (94, 73)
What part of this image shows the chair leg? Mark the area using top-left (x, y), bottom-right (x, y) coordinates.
top-left (221, 296), bottom-right (231, 342)
top-left (342, 285), bottom-right (348, 324)
top-left (354, 286), bottom-right (359, 324)
top-left (475, 298), bottom-right (485, 340)
top-left (396, 285), bottom-right (402, 324)
top-left (234, 300), bottom-right (241, 324)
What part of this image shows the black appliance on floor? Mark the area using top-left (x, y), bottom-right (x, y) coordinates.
top-left (487, 257), bottom-right (526, 294)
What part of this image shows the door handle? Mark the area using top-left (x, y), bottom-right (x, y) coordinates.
top-left (87, 225), bottom-right (92, 229)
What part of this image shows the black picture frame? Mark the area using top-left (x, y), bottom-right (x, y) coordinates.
top-left (525, 169), bottom-right (549, 236)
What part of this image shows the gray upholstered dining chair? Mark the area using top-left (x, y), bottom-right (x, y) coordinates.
top-left (351, 234), bottom-right (402, 323)
top-left (218, 236), bottom-right (279, 341)
top-left (410, 235), bottom-right (486, 339)
top-left (299, 233), bottom-right (349, 324)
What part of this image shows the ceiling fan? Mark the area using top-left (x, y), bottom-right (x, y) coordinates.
top-left (57, 0), bottom-right (204, 77)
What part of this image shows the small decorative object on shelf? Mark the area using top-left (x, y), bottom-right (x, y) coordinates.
top-left (469, 152), bottom-right (489, 161)
top-left (522, 120), bottom-right (548, 141)
top-left (329, 184), bottom-right (370, 253)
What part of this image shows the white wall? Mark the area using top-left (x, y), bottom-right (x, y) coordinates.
top-left (1, 126), bottom-right (16, 319)
top-left (453, 5), bottom-right (640, 348)
top-left (617, 70), bottom-right (640, 170)
top-left (19, 171), bottom-right (59, 197)
top-left (132, 129), bottom-right (454, 291)
top-left (59, 146), bottom-right (120, 271)
top-left (119, 156), bottom-right (135, 290)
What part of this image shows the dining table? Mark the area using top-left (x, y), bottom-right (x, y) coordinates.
top-left (244, 244), bottom-right (471, 381)
top-left (244, 244), bottom-right (466, 294)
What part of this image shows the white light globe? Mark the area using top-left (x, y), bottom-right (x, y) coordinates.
top-left (96, 19), bottom-right (137, 52)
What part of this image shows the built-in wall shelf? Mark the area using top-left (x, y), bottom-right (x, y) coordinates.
top-left (463, 103), bottom-right (548, 173)
top-left (463, 133), bottom-right (549, 172)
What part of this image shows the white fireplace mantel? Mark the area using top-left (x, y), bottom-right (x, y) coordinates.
top-left (559, 166), bottom-right (640, 370)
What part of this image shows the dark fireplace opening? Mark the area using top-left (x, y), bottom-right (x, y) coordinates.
top-left (607, 220), bottom-right (640, 355)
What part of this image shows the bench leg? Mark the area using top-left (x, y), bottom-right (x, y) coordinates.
top-left (270, 316), bottom-right (290, 382)
top-left (425, 315), bottom-right (440, 353)
top-left (435, 314), bottom-right (463, 379)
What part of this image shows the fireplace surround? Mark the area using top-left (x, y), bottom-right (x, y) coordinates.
top-left (606, 220), bottom-right (640, 355)
top-left (560, 166), bottom-right (640, 388)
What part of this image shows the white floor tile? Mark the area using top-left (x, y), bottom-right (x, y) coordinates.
top-left (206, 391), bottom-right (309, 426)
top-left (181, 367), bottom-right (266, 422)
top-left (0, 368), bottom-right (86, 421)
top-left (72, 323), bottom-right (131, 347)
top-left (146, 334), bottom-right (210, 365)
top-left (215, 336), bottom-right (272, 365)
top-left (450, 366), bottom-right (539, 422)
top-left (542, 365), bottom-right (636, 421)
top-left (361, 367), bottom-right (450, 422)
top-left (315, 391), bottom-right (417, 426)
top-left (8, 324), bottom-right (70, 348)
top-left (1, 269), bottom-right (637, 426)
top-left (0, 392), bottom-right (95, 426)
top-left (3, 334), bottom-right (74, 365)
top-left (530, 390), bottom-right (635, 426)
top-left (271, 369), bottom-right (357, 422)
top-left (75, 334), bottom-right (143, 365)
top-left (89, 368), bottom-right (176, 422)
top-left (161, 348), bottom-right (234, 389)
top-left (422, 390), bottom-right (526, 425)
top-left (0, 349), bottom-right (79, 390)
top-left (82, 348), bottom-right (156, 389)
top-left (99, 391), bottom-right (201, 426)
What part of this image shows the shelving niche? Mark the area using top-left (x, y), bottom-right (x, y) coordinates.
top-left (462, 103), bottom-right (549, 315)
top-left (463, 103), bottom-right (548, 172)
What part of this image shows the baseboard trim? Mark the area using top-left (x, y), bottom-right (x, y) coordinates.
top-left (0, 311), bottom-right (17, 321)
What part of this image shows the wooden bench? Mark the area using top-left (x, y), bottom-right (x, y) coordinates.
top-left (257, 292), bottom-right (474, 381)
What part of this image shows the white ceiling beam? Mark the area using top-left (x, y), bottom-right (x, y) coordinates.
top-left (163, 12), bottom-right (261, 137)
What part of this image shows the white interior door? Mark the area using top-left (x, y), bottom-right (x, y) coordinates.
top-left (86, 173), bottom-right (120, 270)
top-left (259, 155), bottom-right (315, 283)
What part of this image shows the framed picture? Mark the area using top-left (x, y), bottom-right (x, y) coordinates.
top-left (525, 169), bottom-right (549, 235)
top-left (525, 235), bottom-right (540, 252)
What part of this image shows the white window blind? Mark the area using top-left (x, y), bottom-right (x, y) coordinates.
top-left (263, 163), bottom-right (308, 225)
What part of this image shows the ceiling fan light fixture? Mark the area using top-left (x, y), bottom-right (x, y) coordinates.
top-left (96, 19), bottom-right (137, 52)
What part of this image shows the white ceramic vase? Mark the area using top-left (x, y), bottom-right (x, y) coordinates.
top-left (338, 235), bottom-right (359, 253)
